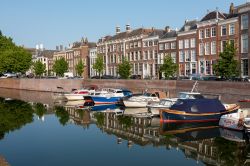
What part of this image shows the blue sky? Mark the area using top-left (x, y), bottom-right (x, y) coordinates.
top-left (0, 0), bottom-right (247, 49)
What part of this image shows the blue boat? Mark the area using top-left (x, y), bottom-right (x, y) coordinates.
top-left (90, 96), bottom-right (121, 104)
top-left (160, 99), bottom-right (239, 123)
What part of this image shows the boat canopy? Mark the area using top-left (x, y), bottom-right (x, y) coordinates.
top-left (170, 99), bottom-right (226, 113)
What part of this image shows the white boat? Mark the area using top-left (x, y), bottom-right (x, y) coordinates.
top-left (123, 92), bottom-right (160, 108)
top-left (123, 108), bottom-right (148, 115)
top-left (64, 89), bottom-right (96, 101)
top-left (219, 108), bottom-right (250, 131)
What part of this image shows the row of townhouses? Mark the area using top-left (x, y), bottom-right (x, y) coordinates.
top-left (31, 2), bottom-right (250, 79)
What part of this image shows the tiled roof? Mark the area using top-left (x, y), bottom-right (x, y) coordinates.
top-left (148, 29), bottom-right (166, 38)
top-left (160, 30), bottom-right (177, 39)
top-left (38, 50), bottom-right (58, 58)
top-left (201, 11), bottom-right (227, 22)
top-left (179, 20), bottom-right (198, 32)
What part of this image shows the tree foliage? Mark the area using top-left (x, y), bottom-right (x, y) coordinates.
top-left (213, 43), bottom-right (239, 79)
top-left (117, 58), bottom-right (131, 79)
top-left (33, 61), bottom-right (46, 77)
top-left (0, 32), bottom-right (32, 73)
top-left (160, 55), bottom-right (178, 79)
top-left (93, 54), bottom-right (104, 78)
top-left (75, 59), bottom-right (85, 77)
top-left (52, 58), bottom-right (68, 77)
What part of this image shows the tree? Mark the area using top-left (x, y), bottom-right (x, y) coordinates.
top-left (52, 58), bottom-right (68, 77)
top-left (160, 55), bottom-right (178, 79)
top-left (117, 58), bottom-right (131, 79)
top-left (0, 32), bottom-right (32, 74)
top-left (75, 59), bottom-right (85, 77)
top-left (33, 61), bottom-right (46, 77)
top-left (93, 54), bottom-right (104, 78)
top-left (213, 42), bottom-right (239, 79)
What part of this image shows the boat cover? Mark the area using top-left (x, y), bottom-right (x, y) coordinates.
top-left (170, 99), bottom-right (226, 114)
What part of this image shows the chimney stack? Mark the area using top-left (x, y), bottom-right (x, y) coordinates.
top-left (229, 3), bottom-right (234, 14)
top-left (116, 26), bottom-right (121, 34)
top-left (126, 24), bottom-right (131, 32)
top-left (165, 26), bottom-right (171, 32)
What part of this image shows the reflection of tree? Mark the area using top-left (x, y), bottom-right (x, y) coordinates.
top-left (54, 106), bottom-right (69, 126)
top-left (117, 116), bottom-right (133, 129)
top-left (34, 103), bottom-right (47, 118)
top-left (76, 109), bottom-right (84, 119)
top-left (94, 112), bottom-right (104, 127)
top-left (214, 137), bottom-right (241, 166)
top-left (0, 98), bottom-right (34, 140)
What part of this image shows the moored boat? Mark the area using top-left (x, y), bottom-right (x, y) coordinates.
top-left (160, 98), bottom-right (239, 123)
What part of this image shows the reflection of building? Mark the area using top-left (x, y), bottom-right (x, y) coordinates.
top-left (0, 155), bottom-right (10, 166)
top-left (65, 107), bottom-right (92, 129)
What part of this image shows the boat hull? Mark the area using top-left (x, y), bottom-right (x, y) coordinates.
top-left (160, 104), bottom-right (239, 123)
top-left (91, 96), bottom-right (121, 104)
top-left (64, 94), bottom-right (86, 100)
top-left (219, 112), bottom-right (244, 131)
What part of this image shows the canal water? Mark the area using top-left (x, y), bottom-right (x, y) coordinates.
top-left (0, 89), bottom-right (250, 166)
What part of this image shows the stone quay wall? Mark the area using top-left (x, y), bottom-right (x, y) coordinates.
top-left (0, 78), bottom-right (250, 102)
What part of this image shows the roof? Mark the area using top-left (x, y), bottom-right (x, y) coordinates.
top-left (200, 11), bottom-right (227, 22)
top-left (148, 29), bottom-right (166, 38)
top-left (37, 50), bottom-right (58, 58)
top-left (179, 20), bottom-right (198, 32)
top-left (160, 30), bottom-right (177, 39)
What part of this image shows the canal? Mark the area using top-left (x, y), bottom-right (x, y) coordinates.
top-left (0, 89), bottom-right (249, 166)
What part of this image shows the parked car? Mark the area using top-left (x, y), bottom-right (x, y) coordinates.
top-left (101, 75), bottom-right (116, 79)
top-left (130, 75), bottom-right (142, 79)
top-left (0, 73), bottom-right (17, 78)
top-left (91, 76), bottom-right (100, 79)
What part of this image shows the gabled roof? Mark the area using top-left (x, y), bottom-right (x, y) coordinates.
top-left (37, 50), bottom-right (58, 58)
top-left (148, 29), bottom-right (166, 38)
top-left (179, 20), bottom-right (198, 32)
top-left (200, 11), bottom-right (227, 22)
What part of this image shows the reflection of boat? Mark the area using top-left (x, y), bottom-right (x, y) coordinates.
top-left (160, 99), bottom-right (239, 123)
top-left (90, 104), bottom-right (120, 112)
top-left (123, 108), bottom-right (148, 115)
top-left (160, 121), bottom-right (219, 135)
top-left (65, 100), bottom-right (86, 107)
top-left (219, 128), bottom-right (246, 143)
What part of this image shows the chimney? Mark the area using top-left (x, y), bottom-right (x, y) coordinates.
top-left (229, 3), bottom-right (234, 14)
top-left (116, 26), bottom-right (121, 34)
top-left (216, 7), bottom-right (219, 21)
top-left (165, 26), bottom-right (171, 32)
top-left (126, 24), bottom-right (131, 32)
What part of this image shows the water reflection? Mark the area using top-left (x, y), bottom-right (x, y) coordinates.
top-left (0, 93), bottom-right (250, 165)
top-left (0, 98), bottom-right (34, 140)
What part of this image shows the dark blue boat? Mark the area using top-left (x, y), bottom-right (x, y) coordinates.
top-left (160, 99), bottom-right (239, 123)
top-left (91, 104), bottom-right (118, 111)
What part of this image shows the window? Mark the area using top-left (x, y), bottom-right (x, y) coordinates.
top-left (205, 42), bottom-right (210, 55)
top-left (185, 50), bottom-right (190, 62)
top-left (221, 25), bottom-right (227, 36)
top-left (211, 27), bottom-right (216, 37)
top-left (205, 28), bottom-right (210, 38)
top-left (211, 41), bottom-right (216, 55)
top-left (153, 40), bottom-right (158, 46)
top-left (143, 41), bottom-right (148, 47)
top-left (191, 50), bottom-right (196, 62)
top-left (242, 34), bottom-right (248, 53)
top-left (191, 63), bottom-right (196, 74)
top-left (165, 43), bottom-right (170, 50)
top-left (138, 42), bottom-right (141, 47)
top-left (185, 63), bottom-right (190, 76)
top-left (221, 41), bottom-right (227, 52)
top-left (171, 42), bottom-right (176, 49)
top-left (190, 38), bottom-right (195, 48)
top-left (242, 59), bottom-right (249, 76)
top-left (229, 24), bottom-right (235, 35)
top-left (179, 51), bottom-right (184, 62)
top-left (184, 39), bottom-right (189, 48)
top-left (199, 30), bottom-right (204, 39)
top-left (241, 14), bottom-right (249, 30)
top-left (150, 51), bottom-right (153, 59)
top-left (171, 52), bottom-right (176, 63)
top-left (149, 41), bottom-right (153, 46)
top-left (179, 40), bottom-right (183, 49)
top-left (206, 61), bottom-right (211, 75)
top-left (159, 44), bottom-right (164, 50)
top-left (199, 43), bottom-right (204, 55)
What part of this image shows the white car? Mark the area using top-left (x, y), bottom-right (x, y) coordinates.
top-left (0, 73), bottom-right (17, 78)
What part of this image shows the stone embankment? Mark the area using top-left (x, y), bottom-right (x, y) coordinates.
top-left (0, 78), bottom-right (250, 102)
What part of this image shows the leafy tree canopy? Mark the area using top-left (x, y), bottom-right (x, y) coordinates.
top-left (160, 55), bottom-right (178, 79)
top-left (117, 58), bottom-right (131, 79)
top-left (213, 42), bottom-right (239, 79)
top-left (75, 59), bottom-right (85, 77)
top-left (52, 58), bottom-right (68, 77)
top-left (93, 54), bottom-right (104, 78)
top-left (33, 61), bottom-right (46, 77)
top-left (0, 32), bottom-right (32, 73)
